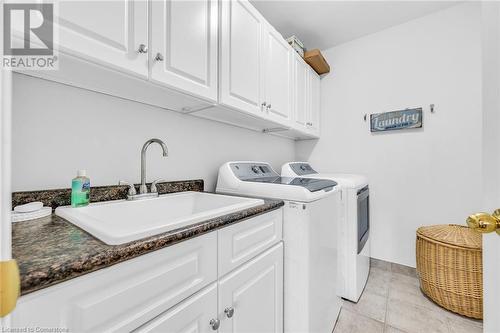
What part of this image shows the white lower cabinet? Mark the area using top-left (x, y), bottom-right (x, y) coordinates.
top-left (218, 209), bottom-right (283, 276)
top-left (219, 243), bottom-right (284, 333)
top-left (12, 208), bottom-right (284, 333)
top-left (136, 242), bottom-right (284, 333)
top-left (12, 232), bottom-right (218, 332)
top-left (134, 283), bottom-right (218, 333)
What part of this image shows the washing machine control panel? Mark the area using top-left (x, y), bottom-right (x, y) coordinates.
top-left (290, 163), bottom-right (318, 176)
top-left (230, 162), bottom-right (279, 180)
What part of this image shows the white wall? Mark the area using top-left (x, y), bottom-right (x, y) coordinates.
top-left (481, 2), bottom-right (500, 212)
top-left (297, 3), bottom-right (483, 267)
top-left (480, 3), bottom-right (500, 332)
top-left (11, 74), bottom-right (295, 192)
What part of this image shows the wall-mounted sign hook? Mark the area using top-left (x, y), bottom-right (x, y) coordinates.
top-left (430, 104), bottom-right (435, 113)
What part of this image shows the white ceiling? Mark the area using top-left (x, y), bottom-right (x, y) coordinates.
top-left (251, 1), bottom-right (461, 50)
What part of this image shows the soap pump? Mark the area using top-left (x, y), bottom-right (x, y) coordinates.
top-left (71, 170), bottom-right (90, 207)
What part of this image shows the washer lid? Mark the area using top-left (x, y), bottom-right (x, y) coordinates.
top-left (243, 176), bottom-right (337, 192)
top-left (282, 162), bottom-right (368, 189)
top-left (217, 162), bottom-right (339, 202)
top-left (315, 173), bottom-right (368, 189)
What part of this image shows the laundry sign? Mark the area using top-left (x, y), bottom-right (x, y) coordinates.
top-left (370, 108), bottom-right (423, 132)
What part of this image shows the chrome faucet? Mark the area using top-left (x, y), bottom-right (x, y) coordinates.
top-left (140, 138), bottom-right (168, 194)
top-left (119, 138), bottom-right (168, 200)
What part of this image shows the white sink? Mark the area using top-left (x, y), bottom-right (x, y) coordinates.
top-left (55, 191), bottom-right (264, 245)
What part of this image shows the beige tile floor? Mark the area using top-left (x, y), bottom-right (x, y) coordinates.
top-left (333, 258), bottom-right (483, 333)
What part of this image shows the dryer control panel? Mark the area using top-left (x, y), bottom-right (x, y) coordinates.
top-left (289, 163), bottom-right (318, 176)
top-left (229, 162), bottom-right (279, 180)
top-left (228, 162), bottom-right (337, 192)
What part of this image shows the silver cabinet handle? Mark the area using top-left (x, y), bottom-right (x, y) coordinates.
top-left (138, 44), bottom-right (148, 53)
top-left (150, 179), bottom-right (166, 193)
top-left (118, 180), bottom-right (137, 196)
top-left (224, 307), bottom-right (235, 318)
top-left (261, 102), bottom-right (267, 109)
top-left (209, 318), bottom-right (220, 330)
top-left (266, 104), bottom-right (272, 110)
top-left (155, 53), bottom-right (164, 61)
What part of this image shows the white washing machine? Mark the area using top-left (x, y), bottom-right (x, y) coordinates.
top-left (217, 161), bottom-right (342, 333)
top-left (282, 162), bottom-right (370, 303)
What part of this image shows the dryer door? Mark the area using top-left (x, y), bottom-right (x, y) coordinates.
top-left (357, 186), bottom-right (369, 254)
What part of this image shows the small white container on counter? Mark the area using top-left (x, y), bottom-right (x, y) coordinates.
top-left (12, 202), bottom-right (51, 222)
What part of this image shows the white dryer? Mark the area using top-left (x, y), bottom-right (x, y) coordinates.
top-left (282, 162), bottom-right (370, 303)
top-left (217, 161), bottom-right (342, 333)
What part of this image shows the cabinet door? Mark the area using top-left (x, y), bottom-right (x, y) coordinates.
top-left (219, 243), bottom-right (283, 333)
top-left (293, 56), bottom-right (308, 128)
top-left (56, 1), bottom-right (148, 77)
top-left (263, 27), bottom-right (292, 124)
top-left (133, 283), bottom-right (218, 333)
top-left (220, 0), bottom-right (265, 116)
top-left (307, 70), bottom-right (320, 136)
top-left (151, 0), bottom-right (218, 102)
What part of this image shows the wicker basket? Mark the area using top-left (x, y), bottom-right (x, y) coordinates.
top-left (416, 224), bottom-right (482, 319)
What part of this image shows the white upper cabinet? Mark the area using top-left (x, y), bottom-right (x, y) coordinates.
top-left (151, 0), bottom-right (218, 102)
top-left (262, 26), bottom-right (292, 124)
top-left (57, 1), bottom-right (149, 78)
top-left (293, 54), bottom-right (308, 128)
top-left (307, 69), bottom-right (321, 136)
top-left (17, 0), bottom-right (319, 139)
top-left (219, 0), bottom-right (265, 116)
top-left (219, 0), bottom-right (294, 128)
top-left (288, 54), bottom-right (321, 139)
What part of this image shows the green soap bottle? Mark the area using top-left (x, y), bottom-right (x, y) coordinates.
top-left (71, 170), bottom-right (90, 207)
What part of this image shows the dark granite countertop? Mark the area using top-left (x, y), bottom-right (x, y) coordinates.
top-left (11, 180), bottom-right (284, 295)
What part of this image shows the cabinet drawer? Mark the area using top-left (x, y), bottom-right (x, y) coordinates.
top-left (133, 283), bottom-right (217, 333)
top-left (218, 209), bottom-right (283, 276)
top-left (12, 233), bottom-right (217, 332)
